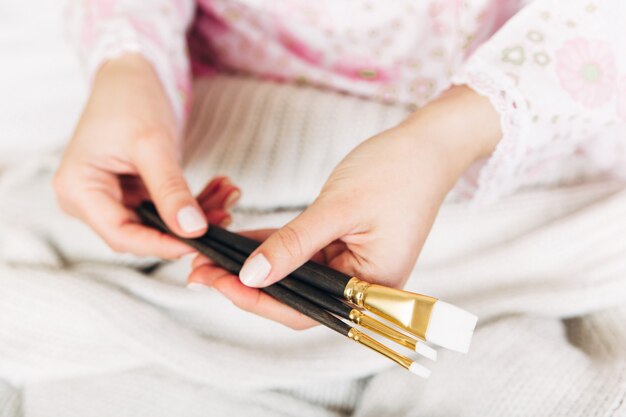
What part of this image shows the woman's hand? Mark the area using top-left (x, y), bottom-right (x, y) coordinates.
top-left (54, 54), bottom-right (239, 258)
top-left (188, 86), bottom-right (501, 329)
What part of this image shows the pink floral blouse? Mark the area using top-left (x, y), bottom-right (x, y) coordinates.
top-left (67, 0), bottom-right (626, 203)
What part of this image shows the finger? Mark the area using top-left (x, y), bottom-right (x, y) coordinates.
top-left (132, 137), bottom-right (207, 238)
top-left (219, 215), bottom-right (232, 227)
top-left (192, 253), bottom-right (215, 269)
top-left (236, 229), bottom-right (276, 241)
top-left (321, 240), bottom-right (348, 264)
top-left (188, 263), bottom-right (232, 287)
top-left (189, 264), bottom-right (318, 330)
top-left (237, 229), bottom-right (326, 263)
top-left (79, 188), bottom-right (194, 259)
top-left (238, 200), bottom-right (346, 287)
top-left (59, 165), bottom-right (193, 258)
top-left (204, 209), bottom-right (231, 226)
top-left (191, 226), bottom-right (326, 276)
top-left (198, 179), bottom-right (241, 211)
top-left (327, 250), bottom-right (362, 278)
top-left (119, 175), bottom-right (150, 207)
top-left (196, 176), bottom-right (228, 201)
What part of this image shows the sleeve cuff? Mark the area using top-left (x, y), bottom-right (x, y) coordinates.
top-left (451, 58), bottom-right (532, 205)
top-left (84, 18), bottom-right (186, 133)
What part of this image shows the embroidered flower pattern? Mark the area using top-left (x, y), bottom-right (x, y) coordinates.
top-left (409, 77), bottom-right (435, 100)
top-left (533, 52), bottom-right (551, 67)
top-left (502, 46), bottom-right (525, 65)
top-left (526, 30), bottom-right (544, 42)
top-left (555, 38), bottom-right (617, 108)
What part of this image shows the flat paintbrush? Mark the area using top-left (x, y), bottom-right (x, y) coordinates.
top-left (136, 202), bottom-right (431, 376)
top-left (182, 205), bottom-right (478, 353)
top-left (200, 234), bottom-right (437, 361)
top-left (135, 203), bottom-right (435, 359)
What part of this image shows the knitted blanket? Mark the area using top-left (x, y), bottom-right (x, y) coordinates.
top-left (1, 76), bottom-right (625, 417)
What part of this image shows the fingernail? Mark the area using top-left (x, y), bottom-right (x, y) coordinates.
top-left (181, 252), bottom-right (197, 262)
top-left (187, 282), bottom-right (211, 292)
top-left (177, 205), bottom-right (206, 233)
top-left (239, 254), bottom-right (271, 287)
top-left (220, 215), bottom-right (232, 227)
top-left (223, 190), bottom-right (241, 209)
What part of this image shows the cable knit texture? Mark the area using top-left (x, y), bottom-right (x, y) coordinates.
top-left (1, 76), bottom-right (626, 416)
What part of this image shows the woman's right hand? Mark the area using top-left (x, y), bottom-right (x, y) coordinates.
top-left (54, 54), bottom-right (238, 258)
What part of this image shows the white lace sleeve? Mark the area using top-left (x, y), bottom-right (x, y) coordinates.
top-left (452, 0), bottom-right (626, 204)
top-left (66, 0), bottom-right (196, 128)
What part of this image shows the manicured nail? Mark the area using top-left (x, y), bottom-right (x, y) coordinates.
top-left (181, 252), bottom-right (198, 262)
top-left (187, 282), bottom-right (211, 292)
top-left (220, 215), bottom-right (232, 227)
top-left (223, 190), bottom-right (241, 209)
top-left (239, 254), bottom-right (271, 287)
top-left (177, 205), bottom-right (206, 233)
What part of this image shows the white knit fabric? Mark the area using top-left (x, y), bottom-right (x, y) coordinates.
top-left (1, 75), bottom-right (625, 416)
top-left (182, 75), bottom-right (410, 209)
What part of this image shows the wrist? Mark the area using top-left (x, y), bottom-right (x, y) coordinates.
top-left (90, 53), bottom-right (178, 137)
top-left (397, 85), bottom-right (502, 176)
top-left (97, 53), bottom-right (154, 77)
top-left (94, 53), bottom-right (166, 98)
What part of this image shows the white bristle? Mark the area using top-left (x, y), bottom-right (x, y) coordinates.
top-left (409, 362), bottom-right (431, 378)
top-left (415, 341), bottom-right (437, 361)
top-left (425, 301), bottom-right (477, 353)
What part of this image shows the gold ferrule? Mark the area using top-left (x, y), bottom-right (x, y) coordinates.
top-left (344, 277), bottom-right (370, 307)
top-left (344, 277), bottom-right (437, 340)
top-left (348, 309), bottom-right (418, 351)
top-left (347, 328), bottom-right (413, 370)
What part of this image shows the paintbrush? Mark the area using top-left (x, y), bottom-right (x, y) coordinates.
top-left (136, 202), bottom-right (432, 376)
top-left (186, 207), bottom-right (477, 353)
top-left (200, 234), bottom-right (437, 361)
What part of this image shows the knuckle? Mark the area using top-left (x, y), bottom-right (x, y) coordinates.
top-left (154, 174), bottom-right (187, 202)
top-left (276, 225), bottom-right (308, 259)
top-left (351, 256), bottom-right (375, 280)
top-left (52, 171), bottom-right (78, 214)
top-left (233, 290), bottom-right (261, 313)
top-left (52, 169), bottom-right (72, 197)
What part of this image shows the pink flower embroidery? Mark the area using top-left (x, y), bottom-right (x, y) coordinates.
top-left (617, 76), bottom-right (626, 121)
top-left (332, 57), bottom-right (397, 83)
top-left (555, 38), bottom-right (617, 108)
top-left (276, 28), bottom-right (324, 66)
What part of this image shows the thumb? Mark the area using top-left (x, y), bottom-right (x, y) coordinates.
top-left (238, 200), bottom-right (345, 287)
top-left (133, 141), bottom-right (207, 237)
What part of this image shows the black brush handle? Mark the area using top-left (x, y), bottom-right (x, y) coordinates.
top-left (262, 285), bottom-right (351, 336)
top-left (201, 236), bottom-right (352, 319)
top-left (138, 201), bottom-right (351, 296)
top-left (206, 219), bottom-right (351, 297)
top-left (136, 203), bottom-right (351, 319)
top-left (136, 202), bottom-right (352, 335)
top-left (136, 203), bottom-right (241, 274)
top-left (277, 276), bottom-right (353, 318)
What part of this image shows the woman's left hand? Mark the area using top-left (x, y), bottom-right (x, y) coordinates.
top-left (188, 86), bottom-right (502, 329)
